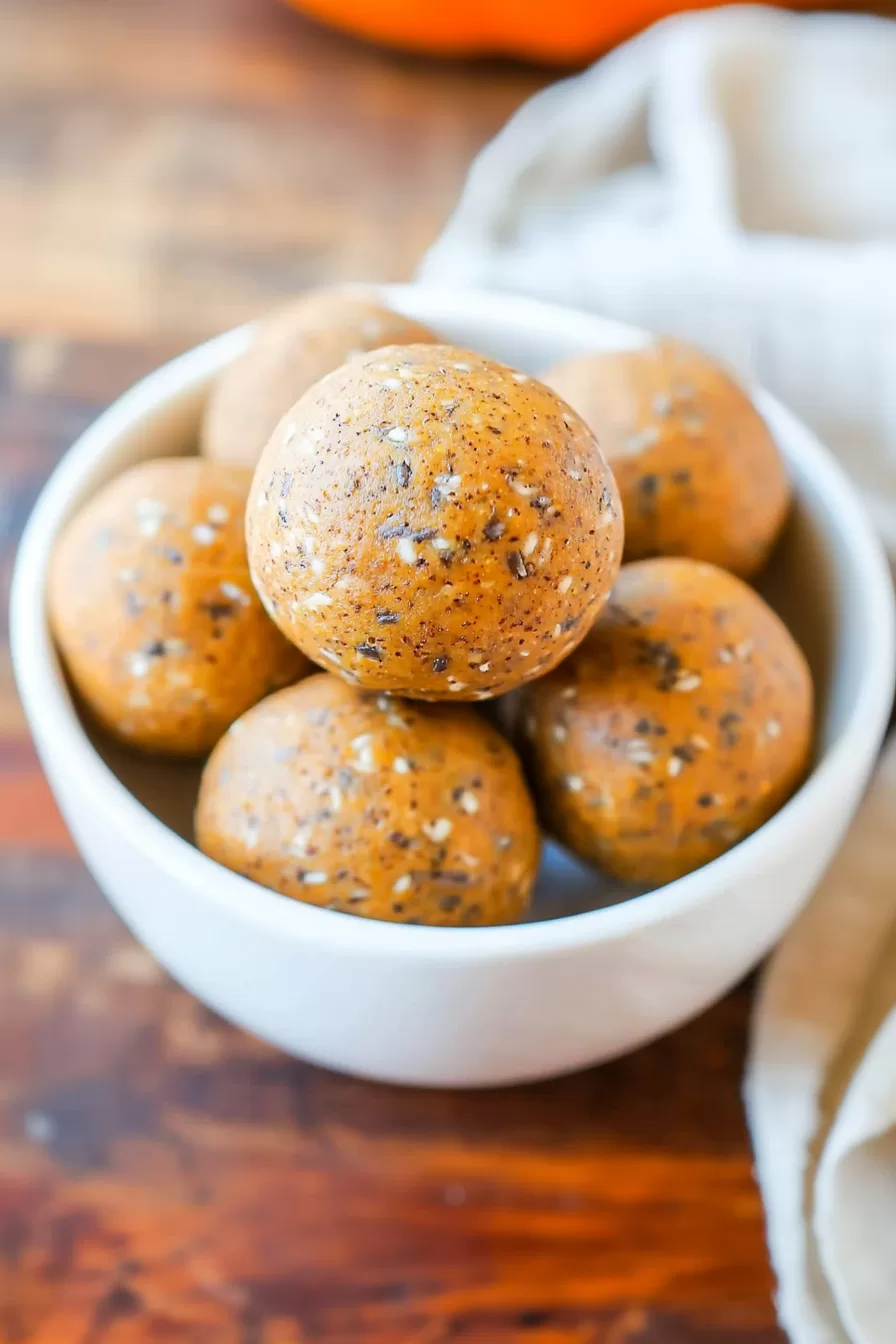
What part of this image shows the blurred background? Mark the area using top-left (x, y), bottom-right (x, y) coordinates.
top-left (1, 0), bottom-right (548, 347)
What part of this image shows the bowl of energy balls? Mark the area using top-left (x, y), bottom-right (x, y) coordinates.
top-left (11, 286), bottom-right (894, 1086)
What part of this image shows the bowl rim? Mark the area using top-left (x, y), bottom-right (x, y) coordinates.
top-left (11, 285), bottom-right (895, 963)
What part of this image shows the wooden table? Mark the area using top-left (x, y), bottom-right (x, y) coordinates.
top-left (0, 1), bottom-right (789, 1338)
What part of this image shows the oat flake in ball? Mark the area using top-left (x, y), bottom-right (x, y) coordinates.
top-left (195, 674), bottom-right (540, 926)
top-left (201, 291), bottom-right (438, 469)
top-left (520, 557), bottom-right (813, 886)
top-left (48, 458), bottom-right (310, 755)
top-left (247, 344), bottom-right (624, 700)
top-left (544, 338), bottom-right (790, 578)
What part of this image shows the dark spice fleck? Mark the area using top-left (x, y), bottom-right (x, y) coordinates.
top-left (532, 495), bottom-right (551, 511)
top-left (394, 460), bottom-right (412, 488)
top-left (432, 655), bottom-right (449, 674)
top-left (672, 743), bottom-right (697, 763)
top-left (144, 640), bottom-right (166, 658)
top-left (719, 710), bottom-right (742, 746)
top-left (163, 547), bottom-right (183, 565)
top-left (378, 521), bottom-right (410, 540)
top-left (355, 642), bottom-right (383, 661)
top-left (559, 616), bottom-right (580, 633)
top-left (483, 517), bottom-right (505, 541)
top-left (506, 550), bottom-right (528, 580)
top-left (389, 831), bottom-right (411, 849)
top-left (411, 527), bottom-right (437, 543)
top-left (637, 639), bottom-right (680, 673)
top-left (697, 794), bottom-right (716, 808)
top-left (638, 474), bottom-right (659, 498)
top-left (201, 601), bottom-right (236, 621)
top-left (376, 611), bottom-right (400, 624)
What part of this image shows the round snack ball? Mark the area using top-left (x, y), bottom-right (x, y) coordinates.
top-left (247, 343), bottom-right (624, 700)
top-left (48, 458), bottom-right (310, 755)
top-left (195, 674), bottom-right (540, 926)
top-left (544, 338), bottom-right (790, 578)
top-left (520, 557), bottom-right (812, 886)
top-left (201, 291), bottom-right (438, 468)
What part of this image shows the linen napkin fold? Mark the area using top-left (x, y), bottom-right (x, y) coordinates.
top-left (419, 8), bottom-right (896, 1341)
top-left (420, 4), bottom-right (896, 557)
top-left (746, 736), bottom-right (896, 1343)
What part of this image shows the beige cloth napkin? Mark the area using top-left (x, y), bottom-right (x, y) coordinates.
top-left (746, 738), bottom-right (896, 1342)
top-left (419, 8), bottom-right (896, 1340)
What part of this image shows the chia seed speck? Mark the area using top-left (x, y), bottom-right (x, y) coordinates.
top-left (506, 550), bottom-right (528, 580)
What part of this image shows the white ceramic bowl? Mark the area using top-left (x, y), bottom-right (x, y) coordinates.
top-left (11, 287), bottom-right (895, 1087)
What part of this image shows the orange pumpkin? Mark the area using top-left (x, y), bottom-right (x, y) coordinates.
top-left (284, 0), bottom-right (805, 64)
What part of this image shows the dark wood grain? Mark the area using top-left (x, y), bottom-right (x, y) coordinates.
top-left (0, 0), bottom-right (543, 344)
top-left (0, 0), bottom-right (852, 1336)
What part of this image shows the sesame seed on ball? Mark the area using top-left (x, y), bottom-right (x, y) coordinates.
top-left (247, 343), bottom-right (624, 700)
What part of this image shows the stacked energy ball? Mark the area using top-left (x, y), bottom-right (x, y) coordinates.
top-left (49, 290), bottom-right (812, 926)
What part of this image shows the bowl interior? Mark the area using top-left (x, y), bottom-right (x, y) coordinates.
top-left (57, 287), bottom-right (850, 924)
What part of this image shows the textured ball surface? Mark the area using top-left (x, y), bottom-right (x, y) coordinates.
top-left (544, 339), bottom-right (790, 577)
top-left (520, 557), bottom-right (813, 885)
top-left (201, 291), bottom-right (438, 468)
top-left (195, 674), bottom-right (540, 926)
top-left (48, 458), bottom-right (310, 755)
top-left (247, 343), bottom-right (624, 700)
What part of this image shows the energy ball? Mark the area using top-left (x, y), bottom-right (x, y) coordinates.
top-left (544, 339), bottom-right (790, 577)
top-left (247, 343), bottom-right (624, 700)
top-left (195, 674), bottom-right (540, 926)
top-left (48, 458), bottom-right (310, 755)
top-left (201, 291), bottom-right (438, 468)
top-left (520, 557), bottom-right (812, 886)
